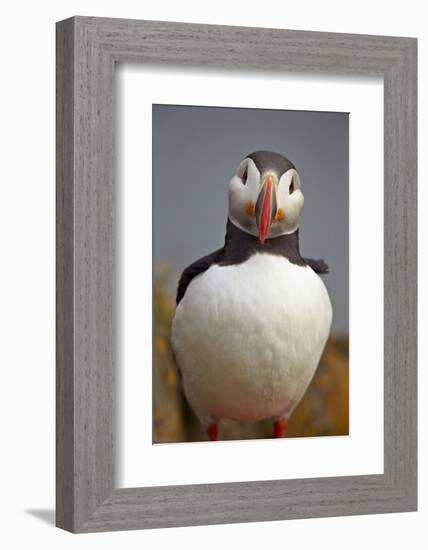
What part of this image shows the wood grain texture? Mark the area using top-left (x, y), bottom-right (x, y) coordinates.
top-left (56, 16), bottom-right (417, 532)
top-left (56, 17), bottom-right (75, 532)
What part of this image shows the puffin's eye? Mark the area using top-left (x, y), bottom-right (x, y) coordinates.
top-left (240, 165), bottom-right (248, 185)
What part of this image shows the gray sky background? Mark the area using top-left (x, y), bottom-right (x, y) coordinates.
top-left (153, 104), bottom-right (348, 335)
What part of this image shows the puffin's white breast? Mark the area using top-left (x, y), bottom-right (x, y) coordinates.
top-left (171, 253), bottom-right (332, 423)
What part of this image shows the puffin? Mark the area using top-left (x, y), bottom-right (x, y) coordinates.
top-left (171, 150), bottom-right (332, 441)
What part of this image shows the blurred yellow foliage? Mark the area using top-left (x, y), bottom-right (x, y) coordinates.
top-left (153, 271), bottom-right (349, 443)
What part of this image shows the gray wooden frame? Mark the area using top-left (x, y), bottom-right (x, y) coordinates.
top-left (56, 16), bottom-right (417, 533)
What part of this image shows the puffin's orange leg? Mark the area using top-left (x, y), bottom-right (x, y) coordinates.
top-left (207, 422), bottom-right (219, 441)
top-left (273, 419), bottom-right (288, 438)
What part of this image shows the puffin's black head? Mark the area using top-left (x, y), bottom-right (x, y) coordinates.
top-left (228, 150), bottom-right (304, 243)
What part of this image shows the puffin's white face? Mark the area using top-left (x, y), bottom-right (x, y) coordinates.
top-left (228, 156), bottom-right (304, 242)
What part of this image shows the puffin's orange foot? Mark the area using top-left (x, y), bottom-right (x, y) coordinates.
top-left (207, 422), bottom-right (219, 441)
top-left (273, 419), bottom-right (288, 438)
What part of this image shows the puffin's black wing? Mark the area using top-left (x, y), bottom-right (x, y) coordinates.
top-left (304, 257), bottom-right (329, 275)
top-left (176, 248), bottom-right (224, 304)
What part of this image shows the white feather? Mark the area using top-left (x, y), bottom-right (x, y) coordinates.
top-left (228, 161), bottom-right (304, 238)
top-left (171, 253), bottom-right (332, 424)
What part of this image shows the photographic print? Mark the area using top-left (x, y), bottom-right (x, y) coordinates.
top-left (56, 18), bottom-right (417, 531)
top-left (153, 104), bottom-right (349, 443)
top-left (55, 18), bottom-right (417, 532)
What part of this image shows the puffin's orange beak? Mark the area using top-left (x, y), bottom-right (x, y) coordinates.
top-left (255, 174), bottom-right (277, 244)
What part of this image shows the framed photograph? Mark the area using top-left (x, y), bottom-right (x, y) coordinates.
top-left (56, 16), bottom-right (417, 532)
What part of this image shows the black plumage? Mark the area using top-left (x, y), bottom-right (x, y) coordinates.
top-left (176, 220), bottom-right (328, 304)
top-left (248, 150), bottom-right (295, 178)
